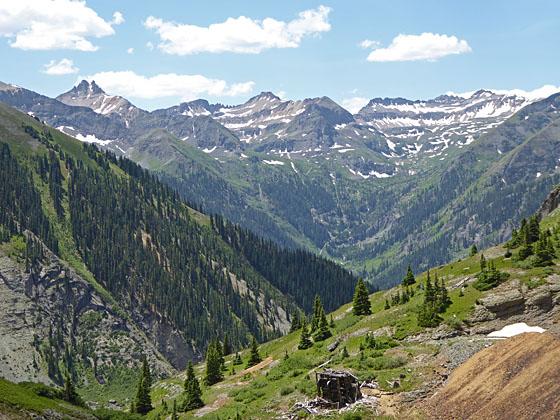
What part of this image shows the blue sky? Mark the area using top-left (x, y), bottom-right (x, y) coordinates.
top-left (1, 0), bottom-right (559, 111)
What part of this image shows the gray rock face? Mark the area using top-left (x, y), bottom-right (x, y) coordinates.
top-left (0, 233), bottom-right (175, 385)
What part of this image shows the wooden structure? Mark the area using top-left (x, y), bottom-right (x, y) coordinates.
top-left (315, 369), bottom-right (362, 408)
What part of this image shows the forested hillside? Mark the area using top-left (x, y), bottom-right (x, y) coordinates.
top-left (0, 103), bottom-right (357, 389)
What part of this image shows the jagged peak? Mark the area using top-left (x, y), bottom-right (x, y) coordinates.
top-left (246, 91), bottom-right (281, 103)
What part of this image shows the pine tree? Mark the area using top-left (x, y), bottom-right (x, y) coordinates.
top-left (135, 358), bottom-right (153, 415)
top-left (310, 295), bottom-right (322, 332)
top-left (384, 299), bottom-right (390, 310)
top-left (533, 231), bottom-right (555, 267)
top-left (183, 361), bottom-right (204, 411)
top-left (480, 254), bottom-right (487, 271)
top-left (341, 346), bottom-right (349, 358)
top-left (63, 374), bottom-right (83, 406)
top-left (204, 340), bottom-right (223, 386)
top-left (402, 265), bottom-right (415, 286)
top-left (313, 307), bottom-right (332, 341)
top-left (246, 337), bottom-right (262, 368)
top-left (352, 278), bottom-right (372, 316)
top-left (417, 271), bottom-right (442, 328)
top-left (222, 334), bottom-right (231, 356)
top-left (289, 311), bottom-right (301, 333)
top-left (233, 352), bottom-right (242, 365)
top-left (298, 318), bottom-right (313, 350)
top-left (329, 314), bottom-right (335, 329)
top-left (469, 244), bottom-right (478, 256)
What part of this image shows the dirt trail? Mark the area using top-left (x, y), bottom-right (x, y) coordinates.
top-left (419, 332), bottom-right (560, 420)
top-left (194, 393), bottom-right (229, 417)
top-left (239, 356), bottom-right (274, 375)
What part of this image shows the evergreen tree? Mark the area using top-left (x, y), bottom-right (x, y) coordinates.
top-left (183, 361), bottom-right (204, 411)
top-left (233, 352), bottom-right (242, 365)
top-left (63, 374), bottom-right (83, 406)
top-left (435, 275), bottom-right (451, 313)
top-left (352, 278), bottom-right (372, 316)
top-left (298, 318), bottom-right (313, 350)
top-left (480, 254), bottom-right (487, 271)
top-left (204, 340), bottom-right (223, 386)
top-left (310, 295), bottom-right (322, 332)
top-left (469, 244), bottom-right (478, 256)
top-left (329, 314), bottom-right (335, 329)
top-left (533, 231), bottom-right (555, 267)
top-left (289, 311), bottom-right (301, 333)
top-left (402, 265), bottom-right (415, 286)
top-left (341, 346), bottom-right (349, 358)
top-left (222, 334), bottom-right (231, 356)
top-left (417, 271), bottom-right (442, 328)
top-left (384, 299), bottom-right (390, 310)
top-left (135, 359), bottom-right (153, 415)
top-left (246, 337), bottom-right (262, 368)
top-left (313, 307), bottom-right (332, 341)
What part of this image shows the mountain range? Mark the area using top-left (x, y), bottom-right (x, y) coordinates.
top-left (1, 80), bottom-right (559, 287)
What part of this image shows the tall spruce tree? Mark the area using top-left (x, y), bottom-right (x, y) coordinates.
top-left (310, 295), bottom-right (322, 332)
top-left (204, 340), bottom-right (223, 386)
top-left (222, 334), bottom-right (231, 356)
top-left (469, 244), bottom-right (478, 256)
top-left (352, 278), bottom-right (372, 316)
top-left (135, 358), bottom-right (153, 415)
top-left (402, 265), bottom-right (415, 286)
top-left (246, 337), bottom-right (262, 368)
top-left (183, 361), bottom-right (204, 411)
top-left (313, 307), bottom-right (332, 341)
top-left (63, 374), bottom-right (83, 406)
top-left (417, 271), bottom-right (441, 328)
top-left (298, 318), bottom-right (313, 350)
top-left (289, 310), bottom-right (302, 333)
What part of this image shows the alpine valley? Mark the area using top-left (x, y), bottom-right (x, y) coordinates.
top-left (1, 80), bottom-right (559, 288)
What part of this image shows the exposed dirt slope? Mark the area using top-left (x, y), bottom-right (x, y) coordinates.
top-left (421, 332), bottom-right (560, 419)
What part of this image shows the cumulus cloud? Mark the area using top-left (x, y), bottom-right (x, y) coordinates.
top-left (112, 11), bottom-right (125, 25)
top-left (42, 58), bottom-right (79, 75)
top-left (127, 47), bottom-right (134, 54)
top-left (81, 71), bottom-right (255, 101)
top-left (0, 0), bottom-right (123, 51)
top-left (365, 32), bottom-right (471, 62)
top-left (143, 5), bottom-right (331, 55)
top-left (341, 97), bottom-right (369, 114)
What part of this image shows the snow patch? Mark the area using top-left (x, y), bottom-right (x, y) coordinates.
top-left (488, 322), bottom-right (545, 339)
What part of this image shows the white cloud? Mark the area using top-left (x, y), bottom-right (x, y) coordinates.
top-left (112, 11), bottom-right (125, 25)
top-left (143, 5), bottom-right (331, 55)
top-left (359, 39), bottom-right (380, 49)
top-left (366, 32), bottom-right (471, 62)
top-left (0, 0), bottom-right (123, 51)
top-left (275, 90), bottom-right (287, 100)
top-left (127, 47), bottom-right (134, 54)
top-left (81, 71), bottom-right (255, 101)
top-left (42, 58), bottom-right (79, 75)
top-left (341, 97), bottom-right (369, 114)
top-left (447, 85), bottom-right (560, 101)
top-left (146, 41), bottom-right (154, 50)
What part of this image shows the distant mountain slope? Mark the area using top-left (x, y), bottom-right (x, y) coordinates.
top-left (0, 103), bottom-right (356, 391)
top-left (1, 81), bottom-right (559, 289)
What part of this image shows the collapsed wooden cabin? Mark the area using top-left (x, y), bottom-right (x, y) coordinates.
top-left (315, 369), bottom-right (362, 408)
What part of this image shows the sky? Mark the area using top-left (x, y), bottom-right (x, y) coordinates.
top-left (1, 0), bottom-right (560, 112)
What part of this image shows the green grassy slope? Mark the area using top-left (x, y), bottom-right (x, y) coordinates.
top-left (148, 203), bottom-right (560, 419)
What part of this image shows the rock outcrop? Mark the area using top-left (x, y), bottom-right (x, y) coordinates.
top-left (0, 234), bottom-right (174, 385)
